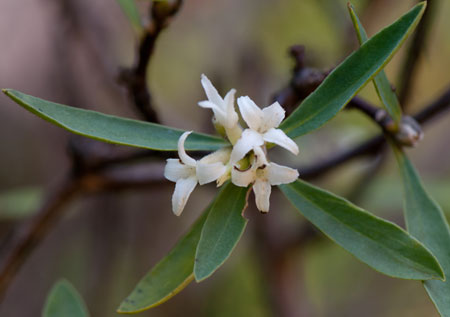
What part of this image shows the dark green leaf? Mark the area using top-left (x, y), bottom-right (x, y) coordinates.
top-left (280, 2), bottom-right (425, 138)
top-left (348, 3), bottom-right (403, 126)
top-left (194, 183), bottom-right (249, 282)
top-left (3, 89), bottom-right (227, 151)
top-left (117, 209), bottom-right (209, 313)
top-left (43, 279), bottom-right (89, 317)
top-left (394, 146), bottom-right (450, 315)
top-left (280, 179), bottom-right (444, 280)
top-left (116, 0), bottom-right (142, 32)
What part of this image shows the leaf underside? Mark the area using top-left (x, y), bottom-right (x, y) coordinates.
top-left (3, 89), bottom-right (228, 152)
top-left (280, 179), bottom-right (443, 281)
top-left (394, 147), bottom-right (450, 315)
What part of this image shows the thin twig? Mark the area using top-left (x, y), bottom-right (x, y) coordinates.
top-left (118, 0), bottom-right (183, 122)
top-left (0, 167), bottom-right (165, 300)
top-left (299, 86), bottom-right (450, 178)
top-left (398, 0), bottom-right (438, 107)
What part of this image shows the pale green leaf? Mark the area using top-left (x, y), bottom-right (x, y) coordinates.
top-left (194, 183), bottom-right (249, 282)
top-left (280, 2), bottom-right (425, 138)
top-left (117, 209), bottom-right (209, 313)
top-left (348, 3), bottom-right (403, 126)
top-left (280, 179), bottom-right (444, 280)
top-left (116, 0), bottom-right (142, 32)
top-left (394, 146), bottom-right (450, 315)
top-left (3, 89), bottom-right (227, 151)
top-left (42, 279), bottom-right (89, 317)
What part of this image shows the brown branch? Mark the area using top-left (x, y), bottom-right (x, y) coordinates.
top-left (299, 86), bottom-right (450, 179)
top-left (273, 45), bottom-right (450, 177)
top-left (413, 86), bottom-right (450, 123)
top-left (272, 45), bottom-right (328, 116)
top-left (0, 178), bottom-right (82, 299)
top-left (0, 166), bottom-right (165, 300)
top-left (0, 2), bottom-right (187, 299)
top-left (118, 0), bottom-right (183, 122)
top-left (398, 0), bottom-right (438, 107)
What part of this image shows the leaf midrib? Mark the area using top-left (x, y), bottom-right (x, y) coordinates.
top-left (287, 184), bottom-right (434, 273)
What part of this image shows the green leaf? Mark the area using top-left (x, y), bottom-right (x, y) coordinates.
top-left (280, 179), bottom-right (444, 280)
top-left (348, 3), bottom-right (403, 126)
top-left (280, 2), bottom-right (425, 138)
top-left (116, 0), bottom-right (142, 32)
top-left (393, 146), bottom-right (450, 315)
top-left (117, 209), bottom-right (209, 314)
top-left (42, 279), bottom-right (89, 317)
top-left (3, 89), bottom-right (227, 151)
top-left (194, 183), bottom-right (249, 282)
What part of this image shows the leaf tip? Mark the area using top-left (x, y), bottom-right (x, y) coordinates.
top-left (418, 1), bottom-right (427, 9)
top-left (116, 299), bottom-right (138, 314)
top-left (193, 260), bottom-right (214, 283)
top-left (415, 1), bottom-right (427, 15)
top-left (193, 268), bottom-right (207, 283)
top-left (435, 267), bottom-right (445, 281)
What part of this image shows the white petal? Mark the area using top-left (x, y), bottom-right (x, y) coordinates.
top-left (267, 162), bottom-right (299, 185)
top-left (253, 146), bottom-right (268, 167)
top-left (237, 96), bottom-right (263, 131)
top-left (172, 177), bottom-right (198, 216)
top-left (231, 166), bottom-right (256, 187)
top-left (200, 147), bottom-right (231, 164)
top-left (230, 129), bottom-right (264, 165)
top-left (261, 102), bottom-right (285, 131)
top-left (198, 100), bottom-right (228, 127)
top-left (164, 158), bottom-right (195, 182)
top-left (178, 131), bottom-right (197, 166)
top-left (223, 89), bottom-right (238, 128)
top-left (198, 100), bottom-right (222, 113)
top-left (196, 162), bottom-right (226, 185)
top-left (263, 128), bottom-right (299, 155)
top-left (253, 179), bottom-right (271, 213)
top-left (201, 74), bottom-right (223, 107)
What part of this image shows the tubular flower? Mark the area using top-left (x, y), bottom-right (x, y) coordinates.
top-left (164, 131), bottom-right (227, 216)
top-left (231, 147), bottom-right (299, 212)
top-left (198, 74), bottom-right (242, 144)
top-left (165, 76), bottom-right (300, 215)
top-left (230, 96), bottom-right (299, 165)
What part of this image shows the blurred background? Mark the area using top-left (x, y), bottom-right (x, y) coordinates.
top-left (0, 0), bottom-right (449, 316)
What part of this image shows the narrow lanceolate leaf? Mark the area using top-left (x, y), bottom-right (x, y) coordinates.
top-left (393, 146), bottom-right (450, 315)
top-left (3, 89), bottom-right (227, 151)
top-left (116, 0), bottom-right (142, 32)
top-left (43, 280), bottom-right (89, 317)
top-left (280, 179), bottom-right (444, 280)
top-left (348, 3), bottom-right (403, 126)
top-left (118, 209), bottom-right (210, 314)
top-left (280, 2), bottom-right (425, 138)
top-left (194, 183), bottom-right (249, 282)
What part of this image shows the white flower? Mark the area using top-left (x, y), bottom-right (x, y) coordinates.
top-left (198, 74), bottom-right (239, 129)
top-left (164, 131), bottom-right (227, 216)
top-left (230, 96), bottom-right (299, 164)
top-left (231, 147), bottom-right (298, 213)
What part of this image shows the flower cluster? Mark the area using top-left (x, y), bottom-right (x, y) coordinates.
top-left (164, 75), bottom-right (299, 215)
